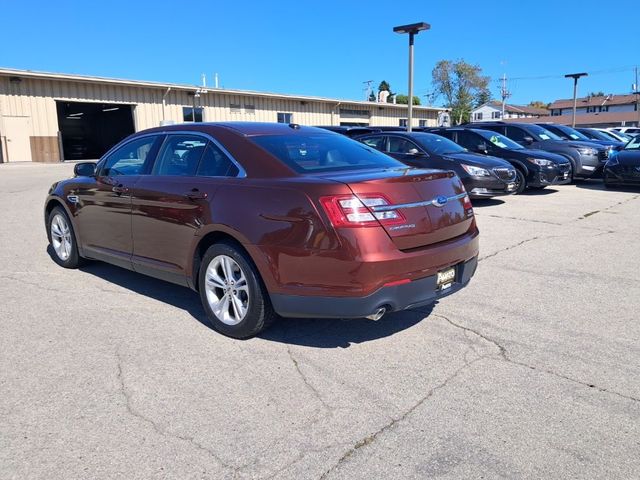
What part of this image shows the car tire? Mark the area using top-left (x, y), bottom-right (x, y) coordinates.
top-left (198, 241), bottom-right (277, 339)
top-left (513, 169), bottom-right (526, 194)
top-left (47, 206), bottom-right (84, 269)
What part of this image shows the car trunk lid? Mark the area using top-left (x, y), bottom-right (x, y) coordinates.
top-left (320, 167), bottom-right (474, 250)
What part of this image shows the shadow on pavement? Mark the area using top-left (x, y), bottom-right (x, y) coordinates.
top-left (471, 198), bottom-right (505, 208)
top-left (64, 249), bottom-right (434, 348)
top-left (575, 180), bottom-right (639, 193)
top-left (522, 187), bottom-right (559, 196)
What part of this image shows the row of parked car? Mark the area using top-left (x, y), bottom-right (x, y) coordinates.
top-left (319, 121), bottom-right (640, 196)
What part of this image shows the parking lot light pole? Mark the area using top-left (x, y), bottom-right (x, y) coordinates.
top-left (394, 22), bottom-right (430, 132)
top-left (564, 72), bottom-right (588, 128)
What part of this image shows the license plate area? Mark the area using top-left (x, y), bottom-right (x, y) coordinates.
top-left (436, 267), bottom-right (456, 290)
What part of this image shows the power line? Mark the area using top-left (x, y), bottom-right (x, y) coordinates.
top-left (509, 65), bottom-right (637, 81)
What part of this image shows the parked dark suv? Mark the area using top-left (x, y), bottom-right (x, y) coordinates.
top-left (477, 122), bottom-right (609, 179)
top-left (45, 123), bottom-right (479, 339)
top-left (537, 123), bottom-right (623, 150)
top-left (428, 127), bottom-right (571, 193)
top-left (355, 131), bottom-right (517, 198)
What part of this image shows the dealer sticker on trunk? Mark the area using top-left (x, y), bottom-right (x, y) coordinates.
top-left (437, 267), bottom-right (456, 290)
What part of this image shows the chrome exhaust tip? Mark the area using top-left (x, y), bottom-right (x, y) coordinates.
top-left (366, 307), bottom-right (386, 321)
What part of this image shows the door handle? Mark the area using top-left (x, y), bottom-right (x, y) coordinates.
top-left (185, 189), bottom-right (207, 200)
top-left (112, 185), bottom-right (129, 194)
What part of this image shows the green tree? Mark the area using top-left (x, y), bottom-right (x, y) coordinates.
top-left (475, 89), bottom-right (491, 107)
top-left (378, 80), bottom-right (391, 93)
top-left (368, 91), bottom-right (376, 102)
top-left (395, 94), bottom-right (422, 105)
top-left (528, 100), bottom-right (548, 109)
top-left (588, 91), bottom-right (606, 97)
top-left (431, 60), bottom-right (490, 124)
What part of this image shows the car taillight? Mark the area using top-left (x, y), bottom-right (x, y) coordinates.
top-left (462, 194), bottom-right (473, 216)
top-left (320, 194), bottom-right (405, 228)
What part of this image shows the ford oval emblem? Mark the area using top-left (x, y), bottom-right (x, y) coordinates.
top-left (432, 195), bottom-right (448, 207)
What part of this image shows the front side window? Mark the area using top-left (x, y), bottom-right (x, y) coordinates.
top-left (624, 135), bottom-right (640, 150)
top-left (277, 112), bottom-right (293, 124)
top-left (360, 136), bottom-right (386, 150)
top-left (414, 133), bottom-right (466, 155)
top-left (250, 133), bottom-right (401, 173)
top-left (453, 130), bottom-right (481, 150)
top-left (505, 126), bottom-right (532, 143)
top-left (197, 142), bottom-right (240, 177)
top-left (152, 135), bottom-right (207, 176)
top-left (477, 130), bottom-right (524, 150)
top-left (388, 137), bottom-right (421, 154)
top-left (100, 136), bottom-right (158, 176)
top-left (183, 107), bottom-right (203, 122)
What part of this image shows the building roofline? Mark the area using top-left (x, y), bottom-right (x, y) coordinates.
top-left (0, 67), bottom-right (444, 112)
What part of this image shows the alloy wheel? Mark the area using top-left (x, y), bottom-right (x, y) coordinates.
top-left (204, 255), bottom-right (250, 325)
top-left (50, 213), bottom-right (72, 261)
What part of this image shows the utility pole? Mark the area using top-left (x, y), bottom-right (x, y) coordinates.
top-left (363, 80), bottom-right (373, 101)
top-left (635, 66), bottom-right (640, 126)
top-left (500, 74), bottom-right (511, 119)
top-left (564, 72), bottom-right (588, 128)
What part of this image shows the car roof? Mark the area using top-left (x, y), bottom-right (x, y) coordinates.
top-left (143, 121), bottom-right (332, 137)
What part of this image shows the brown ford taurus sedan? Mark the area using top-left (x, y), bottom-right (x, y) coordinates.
top-left (45, 123), bottom-right (479, 338)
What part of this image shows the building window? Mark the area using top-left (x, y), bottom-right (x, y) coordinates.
top-left (419, 119), bottom-right (427, 127)
top-left (399, 118), bottom-right (408, 127)
top-left (183, 107), bottom-right (203, 122)
top-left (244, 104), bottom-right (255, 114)
top-left (474, 112), bottom-right (483, 121)
top-left (551, 110), bottom-right (560, 116)
top-left (277, 112), bottom-right (293, 123)
top-left (491, 111), bottom-right (501, 119)
top-left (230, 103), bottom-right (241, 113)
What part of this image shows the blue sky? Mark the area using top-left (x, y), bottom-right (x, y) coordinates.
top-left (2, 0), bottom-right (638, 106)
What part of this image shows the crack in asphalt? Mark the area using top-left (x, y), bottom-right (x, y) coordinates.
top-left (479, 235), bottom-right (559, 262)
top-left (114, 351), bottom-right (235, 474)
top-left (318, 352), bottom-right (488, 479)
top-left (318, 309), bottom-right (640, 479)
top-left (475, 213), bottom-right (563, 226)
top-left (433, 314), bottom-right (640, 404)
top-left (286, 345), bottom-right (333, 413)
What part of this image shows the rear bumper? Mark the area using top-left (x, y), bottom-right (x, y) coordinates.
top-left (270, 255), bottom-right (478, 319)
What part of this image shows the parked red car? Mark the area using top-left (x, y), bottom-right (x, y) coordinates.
top-left (45, 123), bottom-right (479, 338)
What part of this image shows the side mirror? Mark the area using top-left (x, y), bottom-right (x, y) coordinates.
top-left (476, 143), bottom-right (489, 153)
top-left (408, 148), bottom-right (426, 156)
top-left (74, 162), bottom-right (97, 177)
top-left (523, 136), bottom-right (534, 145)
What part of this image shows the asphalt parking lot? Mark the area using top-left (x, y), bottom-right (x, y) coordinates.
top-left (1, 162), bottom-right (639, 480)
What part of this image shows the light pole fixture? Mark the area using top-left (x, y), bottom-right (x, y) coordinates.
top-left (564, 72), bottom-right (588, 128)
top-left (394, 22), bottom-right (430, 132)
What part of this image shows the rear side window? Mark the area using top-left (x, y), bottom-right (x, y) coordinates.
top-left (250, 133), bottom-right (401, 173)
top-left (197, 142), bottom-right (240, 177)
top-left (153, 135), bottom-right (207, 176)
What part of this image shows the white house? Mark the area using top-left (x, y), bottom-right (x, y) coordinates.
top-left (470, 101), bottom-right (549, 122)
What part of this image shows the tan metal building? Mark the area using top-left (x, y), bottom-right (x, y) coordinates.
top-left (0, 68), bottom-right (444, 163)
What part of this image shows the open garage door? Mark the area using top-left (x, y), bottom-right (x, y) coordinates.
top-left (56, 101), bottom-right (135, 160)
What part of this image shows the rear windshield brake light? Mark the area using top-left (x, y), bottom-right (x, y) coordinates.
top-left (320, 194), bottom-right (405, 228)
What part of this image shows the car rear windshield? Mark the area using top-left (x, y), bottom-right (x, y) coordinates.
top-left (250, 133), bottom-right (402, 173)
